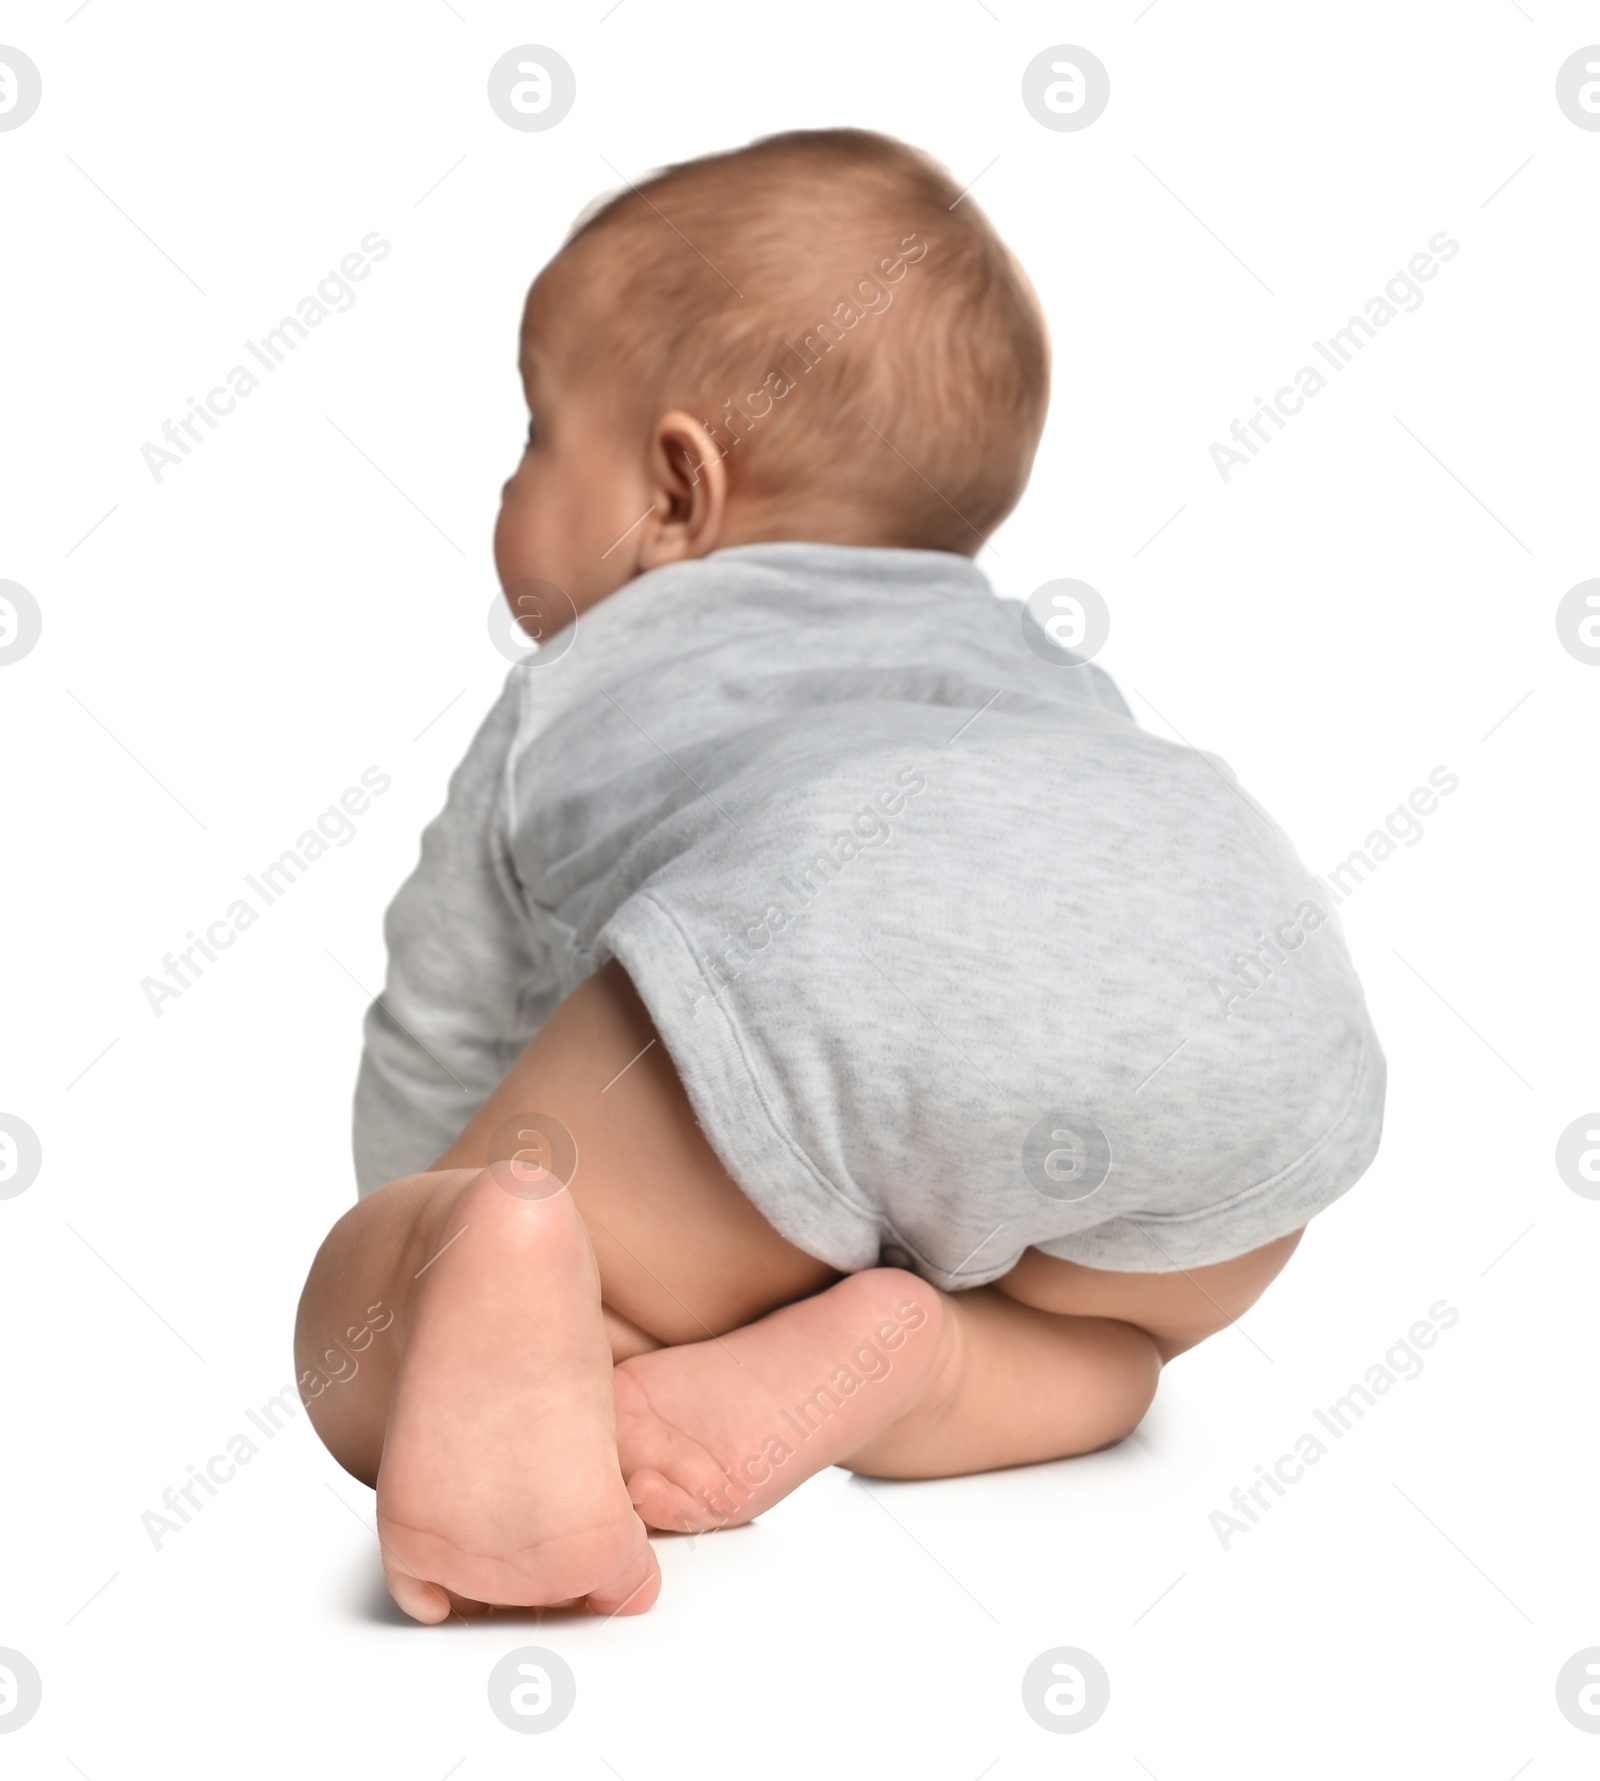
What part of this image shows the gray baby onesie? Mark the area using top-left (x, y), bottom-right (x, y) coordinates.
top-left (354, 542), bottom-right (1384, 1286)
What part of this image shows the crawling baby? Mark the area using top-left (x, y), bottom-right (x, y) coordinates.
top-left (294, 128), bottom-right (1385, 1620)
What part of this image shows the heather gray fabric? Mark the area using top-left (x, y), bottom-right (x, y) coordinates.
top-left (354, 542), bottom-right (1384, 1285)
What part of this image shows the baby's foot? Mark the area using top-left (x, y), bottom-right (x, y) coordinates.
top-left (613, 1268), bottom-right (946, 1533)
top-left (376, 1165), bottom-right (660, 1621)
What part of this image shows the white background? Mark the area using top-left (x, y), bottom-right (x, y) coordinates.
top-left (2, 2), bottom-right (1597, 1775)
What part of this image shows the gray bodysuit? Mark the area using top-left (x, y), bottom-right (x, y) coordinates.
top-left (354, 543), bottom-right (1384, 1287)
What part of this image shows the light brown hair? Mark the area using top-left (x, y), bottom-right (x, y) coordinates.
top-left (541, 128), bottom-right (1051, 553)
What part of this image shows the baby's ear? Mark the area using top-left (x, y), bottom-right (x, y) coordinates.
top-left (637, 410), bottom-right (728, 568)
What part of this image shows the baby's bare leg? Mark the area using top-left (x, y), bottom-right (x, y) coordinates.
top-left (295, 961), bottom-right (831, 1617)
top-left (298, 959), bottom-right (1301, 1600)
top-left (612, 1287), bottom-right (1157, 1526)
top-left (840, 1292), bottom-right (1160, 1479)
top-left (430, 960), bottom-right (838, 1341)
top-left (376, 1163), bottom-right (661, 1621)
top-left (844, 1233), bottom-right (1304, 1479)
top-left (299, 962), bottom-right (832, 1482)
top-left (614, 1233), bottom-right (1302, 1526)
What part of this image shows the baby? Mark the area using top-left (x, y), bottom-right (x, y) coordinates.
top-left (295, 128), bottom-right (1385, 1621)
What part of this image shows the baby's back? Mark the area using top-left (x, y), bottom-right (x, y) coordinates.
top-left (358, 542), bottom-right (1383, 1288)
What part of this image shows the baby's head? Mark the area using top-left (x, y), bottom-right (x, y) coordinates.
top-left (494, 128), bottom-right (1050, 616)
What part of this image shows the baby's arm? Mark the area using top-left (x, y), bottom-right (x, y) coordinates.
top-left (352, 678), bottom-right (560, 1196)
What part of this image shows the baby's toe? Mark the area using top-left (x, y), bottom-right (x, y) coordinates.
top-left (582, 1531), bottom-right (662, 1616)
top-left (625, 1465), bottom-right (721, 1534)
